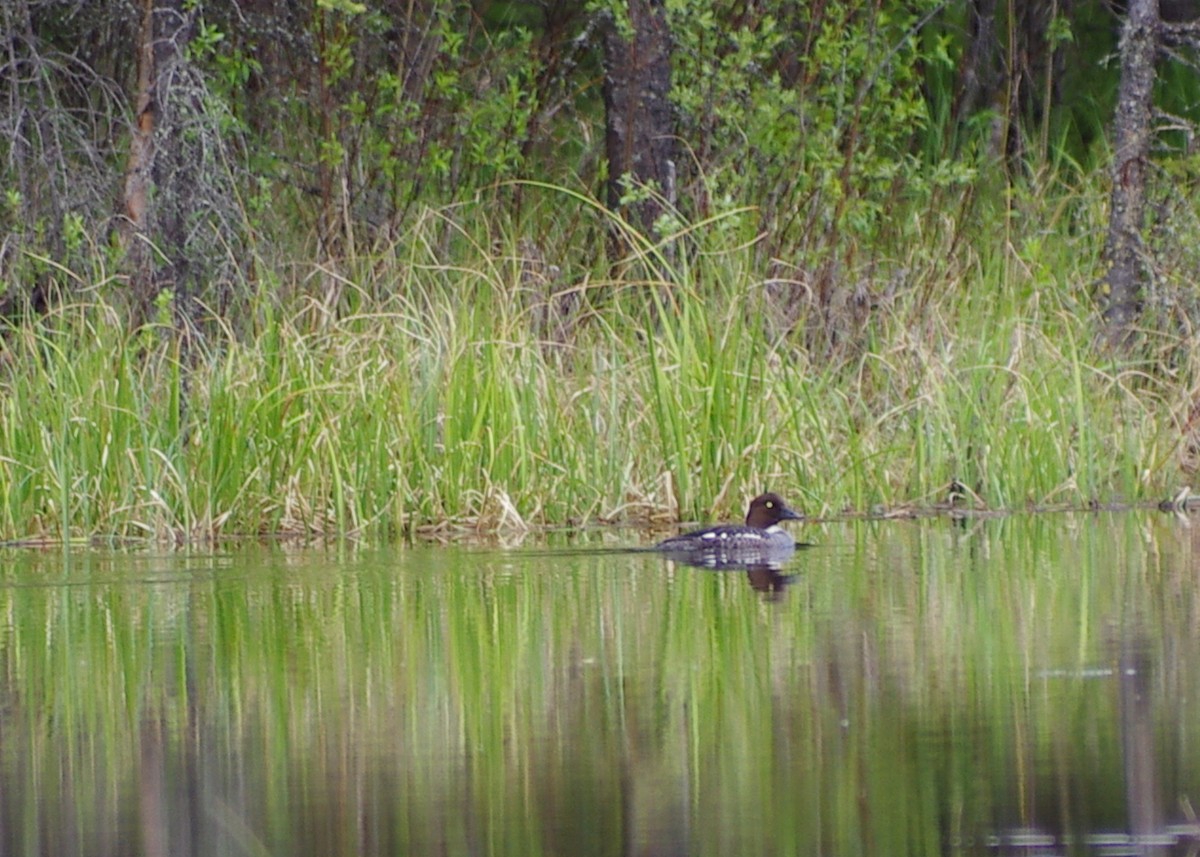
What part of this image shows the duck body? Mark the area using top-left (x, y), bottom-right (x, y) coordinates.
top-left (653, 492), bottom-right (804, 568)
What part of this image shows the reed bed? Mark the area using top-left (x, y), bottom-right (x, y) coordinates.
top-left (0, 180), bottom-right (1189, 542)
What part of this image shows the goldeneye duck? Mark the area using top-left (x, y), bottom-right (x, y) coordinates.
top-left (654, 492), bottom-right (804, 564)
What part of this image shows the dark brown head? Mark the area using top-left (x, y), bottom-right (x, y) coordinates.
top-left (745, 493), bottom-right (804, 529)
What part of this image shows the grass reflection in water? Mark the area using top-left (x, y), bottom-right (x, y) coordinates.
top-left (2, 513), bottom-right (1199, 856)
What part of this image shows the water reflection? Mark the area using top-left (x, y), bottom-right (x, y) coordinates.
top-left (984, 629), bottom-right (1188, 857)
top-left (656, 542), bottom-right (803, 600)
top-left (744, 566), bottom-right (796, 599)
top-left (1119, 635), bottom-right (1164, 857)
top-left (3, 515), bottom-right (1200, 855)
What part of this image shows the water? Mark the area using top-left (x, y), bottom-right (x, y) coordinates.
top-left (3, 512), bottom-right (1200, 856)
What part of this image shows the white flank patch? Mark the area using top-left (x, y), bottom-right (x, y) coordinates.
top-left (701, 531), bottom-right (718, 540)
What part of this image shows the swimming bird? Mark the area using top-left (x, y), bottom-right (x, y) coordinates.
top-left (653, 492), bottom-right (804, 566)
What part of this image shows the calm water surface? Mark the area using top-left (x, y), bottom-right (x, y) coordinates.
top-left (3, 513), bottom-right (1200, 856)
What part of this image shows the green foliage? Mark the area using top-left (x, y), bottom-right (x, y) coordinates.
top-left (668, 0), bottom-right (968, 260)
top-left (186, 0), bottom-right (553, 242)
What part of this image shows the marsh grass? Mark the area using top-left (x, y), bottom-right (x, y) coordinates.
top-left (0, 177), bottom-right (1189, 541)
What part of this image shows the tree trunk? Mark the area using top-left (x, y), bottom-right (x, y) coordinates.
top-left (1098, 0), bottom-right (1160, 345)
top-left (600, 0), bottom-right (676, 257)
top-left (122, 0), bottom-right (192, 325)
top-left (955, 0), bottom-right (1002, 123)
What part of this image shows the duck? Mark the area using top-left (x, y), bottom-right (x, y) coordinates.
top-left (653, 492), bottom-right (804, 566)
